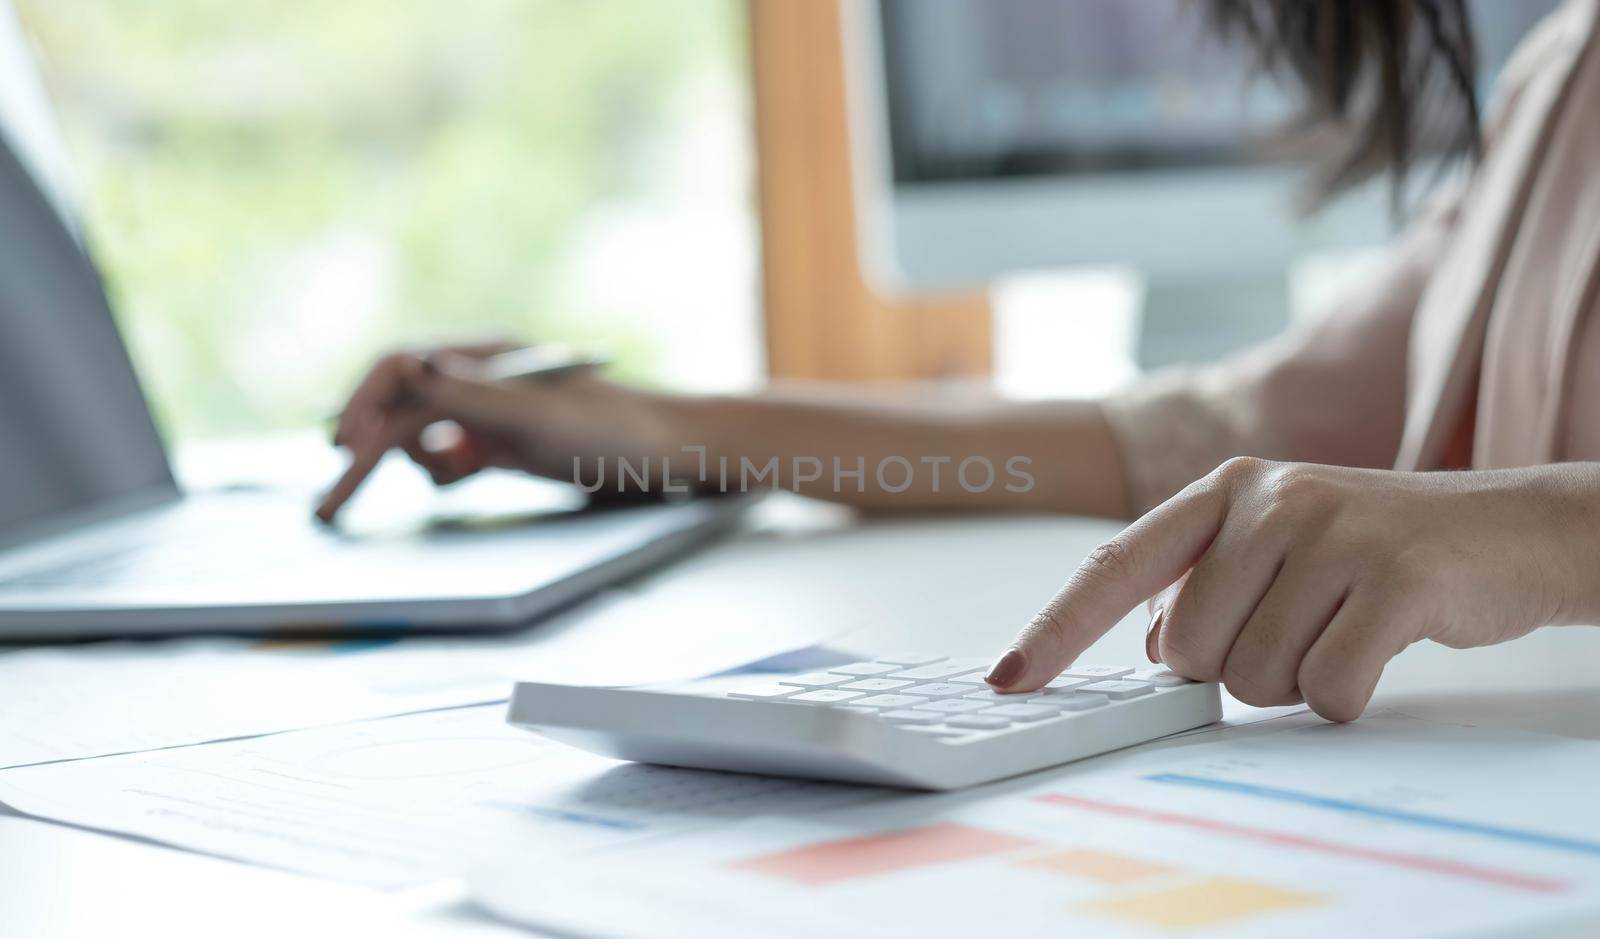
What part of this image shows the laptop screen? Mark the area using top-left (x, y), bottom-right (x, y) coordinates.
top-left (0, 4), bottom-right (174, 538)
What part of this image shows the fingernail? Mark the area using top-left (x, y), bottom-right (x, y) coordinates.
top-left (1146, 607), bottom-right (1164, 664)
top-left (985, 648), bottom-right (1027, 688)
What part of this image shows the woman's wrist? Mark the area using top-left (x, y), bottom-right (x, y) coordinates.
top-left (635, 390), bottom-right (737, 488)
top-left (642, 391), bottom-right (708, 453)
top-left (1527, 462), bottom-right (1600, 626)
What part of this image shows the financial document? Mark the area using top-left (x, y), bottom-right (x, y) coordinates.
top-left (0, 588), bottom-right (837, 769)
top-left (0, 704), bottom-right (882, 888)
top-left (473, 714), bottom-right (1600, 939)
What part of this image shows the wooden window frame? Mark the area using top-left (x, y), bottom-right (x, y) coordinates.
top-left (748, 0), bottom-right (992, 383)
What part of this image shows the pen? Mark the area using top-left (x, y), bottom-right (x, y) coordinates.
top-left (467, 344), bottom-right (611, 383)
top-left (322, 345), bottom-right (609, 424)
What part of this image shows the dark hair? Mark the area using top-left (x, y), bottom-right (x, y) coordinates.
top-left (1208, 0), bottom-right (1482, 211)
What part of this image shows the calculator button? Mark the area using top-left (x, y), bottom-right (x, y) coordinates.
top-left (851, 694), bottom-right (924, 709)
top-left (874, 653), bottom-right (947, 666)
top-left (1044, 675), bottom-right (1094, 690)
top-left (776, 672), bottom-right (851, 689)
top-left (913, 699), bottom-right (994, 714)
top-left (879, 710), bottom-right (943, 724)
top-left (981, 704), bottom-right (1058, 722)
top-left (828, 662), bottom-right (900, 677)
top-left (839, 678), bottom-right (915, 692)
top-left (1129, 668), bottom-right (1191, 687)
top-left (1078, 680), bottom-right (1154, 700)
top-left (963, 689), bottom-right (1045, 703)
top-left (726, 684), bottom-right (801, 700)
top-left (900, 682), bottom-right (971, 698)
top-left (1040, 693), bottom-right (1107, 711)
top-left (888, 659), bottom-right (990, 681)
top-left (789, 690), bottom-right (866, 704)
top-left (903, 725), bottom-right (972, 738)
top-left (1062, 664), bottom-right (1134, 681)
top-left (946, 715), bottom-right (1011, 730)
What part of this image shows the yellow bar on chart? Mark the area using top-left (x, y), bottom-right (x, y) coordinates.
top-left (1016, 849), bottom-right (1179, 885)
top-left (1077, 876), bottom-right (1323, 931)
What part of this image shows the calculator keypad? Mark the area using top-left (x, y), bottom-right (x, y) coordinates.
top-left (727, 662), bottom-right (1166, 741)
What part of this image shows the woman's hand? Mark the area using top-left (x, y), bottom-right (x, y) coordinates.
top-left (315, 343), bottom-right (681, 522)
top-left (985, 458), bottom-right (1600, 721)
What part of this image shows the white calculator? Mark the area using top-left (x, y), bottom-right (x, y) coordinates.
top-left (506, 654), bottom-right (1221, 790)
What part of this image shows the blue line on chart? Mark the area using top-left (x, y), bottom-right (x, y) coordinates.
top-left (1145, 773), bottom-right (1600, 858)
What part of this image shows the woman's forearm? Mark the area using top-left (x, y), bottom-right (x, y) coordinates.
top-left (657, 387), bottom-right (1131, 518)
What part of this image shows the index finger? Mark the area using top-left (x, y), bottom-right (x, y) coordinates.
top-left (334, 353), bottom-right (419, 448)
top-left (314, 410), bottom-right (432, 524)
top-left (985, 473), bottom-right (1231, 691)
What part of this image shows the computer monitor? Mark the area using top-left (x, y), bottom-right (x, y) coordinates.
top-left (849, 0), bottom-right (1559, 366)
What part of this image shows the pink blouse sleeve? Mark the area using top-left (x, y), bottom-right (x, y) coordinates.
top-left (1101, 184), bottom-right (1464, 514)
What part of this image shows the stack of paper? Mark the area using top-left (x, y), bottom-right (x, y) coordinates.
top-left (0, 704), bottom-right (884, 887)
top-left (472, 715), bottom-right (1600, 938)
top-left (0, 589), bottom-right (839, 769)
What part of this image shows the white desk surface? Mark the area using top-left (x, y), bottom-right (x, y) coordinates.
top-left (6, 495), bottom-right (1600, 937)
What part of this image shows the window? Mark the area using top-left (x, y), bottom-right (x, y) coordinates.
top-left (16, 0), bottom-right (759, 440)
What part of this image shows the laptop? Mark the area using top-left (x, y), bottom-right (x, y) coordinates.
top-left (0, 5), bottom-right (748, 638)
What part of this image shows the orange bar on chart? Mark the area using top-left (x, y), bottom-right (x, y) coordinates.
top-left (1077, 876), bottom-right (1323, 931)
top-left (1017, 849), bottom-right (1179, 885)
top-left (728, 822), bottom-right (1035, 887)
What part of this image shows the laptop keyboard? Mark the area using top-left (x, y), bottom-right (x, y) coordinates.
top-left (0, 543), bottom-right (257, 589)
top-left (0, 517), bottom-right (306, 590)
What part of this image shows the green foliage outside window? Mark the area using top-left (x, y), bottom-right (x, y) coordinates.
top-left (16, 0), bottom-right (747, 440)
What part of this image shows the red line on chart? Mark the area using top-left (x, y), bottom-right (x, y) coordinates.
top-left (1035, 793), bottom-right (1568, 895)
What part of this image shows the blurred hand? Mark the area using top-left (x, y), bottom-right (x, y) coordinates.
top-left (315, 342), bottom-right (677, 522)
top-left (985, 458), bottom-right (1600, 721)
